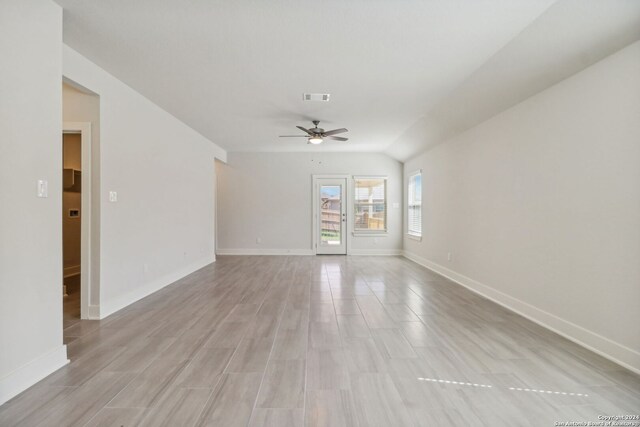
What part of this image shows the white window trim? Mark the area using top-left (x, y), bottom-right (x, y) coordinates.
top-left (406, 232), bottom-right (422, 242)
top-left (407, 170), bottom-right (422, 238)
top-left (353, 175), bottom-right (388, 235)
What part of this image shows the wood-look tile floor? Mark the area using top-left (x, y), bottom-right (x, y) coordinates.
top-left (2, 256), bottom-right (639, 426)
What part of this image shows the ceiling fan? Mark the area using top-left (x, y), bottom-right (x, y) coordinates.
top-left (279, 120), bottom-right (348, 144)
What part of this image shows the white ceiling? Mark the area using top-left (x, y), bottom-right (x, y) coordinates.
top-left (55, 0), bottom-right (639, 160)
top-left (386, 0), bottom-right (640, 159)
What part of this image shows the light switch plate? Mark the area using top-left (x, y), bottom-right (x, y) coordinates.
top-left (392, 202), bottom-right (400, 209)
top-left (109, 191), bottom-right (118, 202)
top-left (37, 180), bottom-right (48, 198)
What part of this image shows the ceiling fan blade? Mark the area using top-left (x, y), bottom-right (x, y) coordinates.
top-left (296, 126), bottom-right (314, 135)
top-left (323, 128), bottom-right (348, 136)
top-left (328, 136), bottom-right (348, 141)
top-left (279, 135), bottom-right (308, 137)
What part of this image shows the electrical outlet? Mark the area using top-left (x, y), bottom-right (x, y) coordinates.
top-left (256, 237), bottom-right (262, 244)
top-left (447, 252), bottom-right (452, 262)
top-left (143, 263), bottom-right (149, 273)
top-left (109, 191), bottom-right (118, 202)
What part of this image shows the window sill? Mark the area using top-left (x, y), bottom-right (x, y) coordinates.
top-left (352, 231), bottom-right (388, 237)
top-left (406, 233), bottom-right (422, 242)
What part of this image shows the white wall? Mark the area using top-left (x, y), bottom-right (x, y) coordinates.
top-left (217, 152), bottom-right (403, 255)
top-left (0, 0), bottom-right (68, 405)
top-left (403, 41), bottom-right (640, 372)
top-left (63, 46), bottom-right (227, 318)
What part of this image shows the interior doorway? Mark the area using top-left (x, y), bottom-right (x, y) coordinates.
top-left (62, 122), bottom-right (92, 321)
top-left (313, 176), bottom-right (348, 255)
top-left (62, 132), bottom-right (82, 323)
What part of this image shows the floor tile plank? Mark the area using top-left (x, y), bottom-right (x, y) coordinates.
top-left (196, 373), bottom-right (262, 427)
top-left (138, 387), bottom-right (212, 427)
top-left (256, 360), bottom-right (306, 409)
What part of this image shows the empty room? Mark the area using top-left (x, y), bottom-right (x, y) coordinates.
top-left (1, 0), bottom-right (639, 426)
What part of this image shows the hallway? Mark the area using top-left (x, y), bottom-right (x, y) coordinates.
top-left (1, 255), bottom-right (638, 426)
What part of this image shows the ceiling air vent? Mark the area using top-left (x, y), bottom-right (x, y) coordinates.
top-left (303, 93), bottom-right (330, 102)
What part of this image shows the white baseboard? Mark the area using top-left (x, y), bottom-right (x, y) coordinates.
top-left (216, 248), bottom-right (403, 256)
top-left (402, 250), bottom-right (640, 375)
top-left (216, 248), bottom-right (314, 256)
top-left (349, 248), bottom-right (403, 256)
top-left (0, 345), bottom-right (68, 406)
top-left (99, 256), bottom-right (214, 319)
top-left (63, 265), bottom-right (80, 278)
top-left (87, 304), bottom-right (100, 320)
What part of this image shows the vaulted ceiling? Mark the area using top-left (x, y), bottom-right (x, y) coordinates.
top-left (55, 0), bottom-right (640, 160)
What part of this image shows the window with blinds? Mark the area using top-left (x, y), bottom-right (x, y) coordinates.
top-left (354, 177), bottom-right (387, 232)
top-left (408, 172), bottom-right (422, 236)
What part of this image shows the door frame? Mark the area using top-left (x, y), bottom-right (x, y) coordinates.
top-left (312, 174), bottom-right (350, 255)
top-left (63, 122), bottom-right (93, 319)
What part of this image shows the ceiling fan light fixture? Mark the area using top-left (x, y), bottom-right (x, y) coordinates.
top-left (279, 121), bottom-right (347, 144)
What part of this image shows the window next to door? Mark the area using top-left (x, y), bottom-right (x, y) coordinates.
top-left (354, 176), bottom-right (387, 234)
top-left (407, 171), bottom-right (422, 241)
